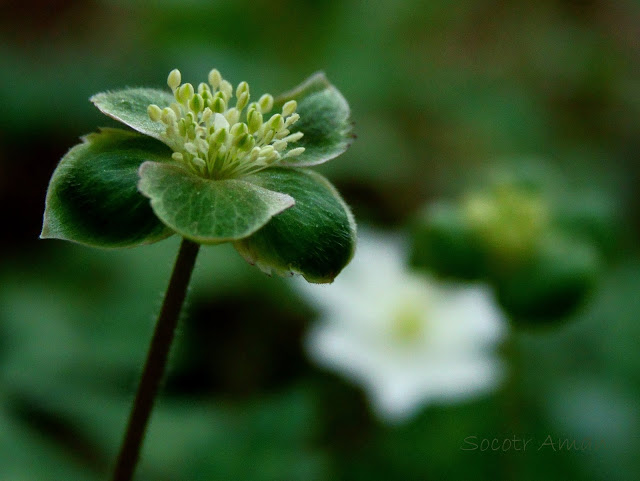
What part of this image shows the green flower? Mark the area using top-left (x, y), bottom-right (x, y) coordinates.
top-left (41, 68), bottom-right (356, 282)
top-left (410, 178), bottom-right (602, 323)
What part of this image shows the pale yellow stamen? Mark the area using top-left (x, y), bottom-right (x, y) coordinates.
top-left (148, 68), bottom-right (305, 179)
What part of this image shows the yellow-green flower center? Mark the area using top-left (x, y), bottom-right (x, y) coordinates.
top-left (392, 304), bottom-right (425, 342)
top-left (463, 184), bottom-right (549, 263)
top-left (148, 68), bottom-right (305, 180)
top-left (390, 289), bottom-right (431, 343)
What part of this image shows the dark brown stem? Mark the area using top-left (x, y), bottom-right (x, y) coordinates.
top-left (111, 238), bottom-right (200, 481)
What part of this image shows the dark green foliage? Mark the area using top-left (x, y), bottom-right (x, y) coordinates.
top-left (41, 129), bottom-right (174, 248)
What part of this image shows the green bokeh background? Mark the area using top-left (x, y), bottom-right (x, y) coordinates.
top-left (1, 1), bottom-right (639, 479)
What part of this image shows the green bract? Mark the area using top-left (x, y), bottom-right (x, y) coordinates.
top-left (42, 68), bottom-right (356, 282)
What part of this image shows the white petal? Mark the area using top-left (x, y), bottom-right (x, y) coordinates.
top-left (297, 227), bottom-right (509, 424)
top-left (295, 228), bottom-right (409, 318)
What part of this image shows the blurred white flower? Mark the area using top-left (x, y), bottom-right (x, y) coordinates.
top-left (296, 230), bottom-right (508, 423)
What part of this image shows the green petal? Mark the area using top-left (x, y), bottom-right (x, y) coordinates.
top-left (137, 162), bottom-right (296, 244)
top-left (91, 88), bottom-right (174, 142)
top-left (275, 72), bottom-right (354, 167)
top-left (41, 128), bottom-right (174, 248)
top-left (234, 167), bottom-right (356, 283)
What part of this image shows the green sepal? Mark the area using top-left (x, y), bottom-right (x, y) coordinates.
top-left (137, 162), bottom-right (296, 244)
top-left (234, 167), bottom-right (356, 283)
top-left (41, 128), bottom-right (174, 248)
top-left (496, 236), bottom-right (601, 324)
top-left (410, 203), bottom-right (488, 280)
top-left (91, 88), bottom-right (174, 142)
top-left (275, 72), bottom-right (354, 167)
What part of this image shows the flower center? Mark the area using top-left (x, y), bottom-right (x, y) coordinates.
top-left (147, 68), bottom-right (305, 180)
top-left (391, 296), bottom-right (428, 343)
top-left (463, 184), bottom-right (549, 263)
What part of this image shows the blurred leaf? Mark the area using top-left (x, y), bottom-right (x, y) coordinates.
top-left (513, 260), bottom-right (640, 479)
top-left (0, 407), bottom-right (100, 481)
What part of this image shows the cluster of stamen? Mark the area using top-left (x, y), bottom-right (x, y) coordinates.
top-left (147, 69), bottom-right (304, 179)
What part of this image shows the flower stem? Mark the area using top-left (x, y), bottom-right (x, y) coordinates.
top-left (112, 238), bottom-right (200, 481)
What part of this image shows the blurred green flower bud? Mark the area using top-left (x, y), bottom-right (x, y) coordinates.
top-left (409, 203), bottom-right (487, 280)
top-left (462, 183), bottom-right (549, 268)
top-left (495, 235), bottom-right (600, 323)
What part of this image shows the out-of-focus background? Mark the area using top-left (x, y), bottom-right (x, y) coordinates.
top-left (1, 1), bottom-right (639, 480)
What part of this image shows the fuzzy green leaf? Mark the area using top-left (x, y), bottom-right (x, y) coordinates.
top-left (91, 88), bottom-right (174, 142)
top-left (41, 129), bottom-right (174, 247)
top-left (138, 162), bottom-right (296, 244)
top-left (234, 167), bottom-right (356, 283)
top-left (275, 73), bottom-right (353, 167)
